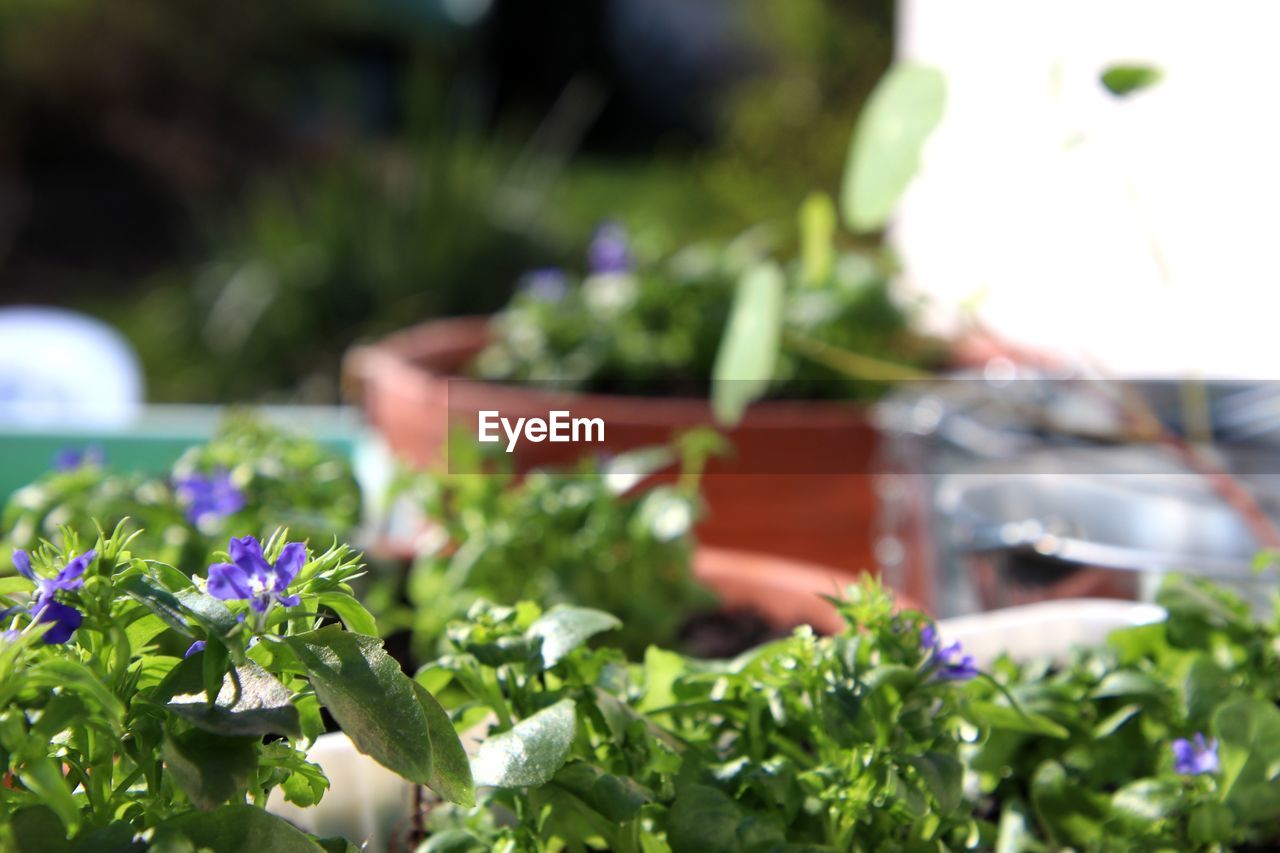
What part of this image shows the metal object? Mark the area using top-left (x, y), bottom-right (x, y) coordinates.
top-left (876, 375), bottom-right (1280, 616)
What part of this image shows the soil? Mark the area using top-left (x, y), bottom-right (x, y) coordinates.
top-left (675, 606), bottom-right (795, 659)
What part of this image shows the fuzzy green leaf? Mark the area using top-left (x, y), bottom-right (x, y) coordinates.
top-left (667, 784), bottom-right (744, 853)
top-left (711, 261), bottom-right (785, 426)
top-left (527, 606), bottom-right (622, 669)
top-left (415, 682), bottom-right (476, 807)
top-left (1029, 760), bottom-right (1109, 849)
top-left (472, 698), bottom-right (576, 788)
top-left (164, 657), bottom-right (301, 739)
top-left (1100, 64), bottom-right (1162, 97)
top-left (162, 728), bottom-right (258, 810)
top-left (841, 63), bottom-right (946, 232)
top-left (158, 804), bottom-right (326, 852)
top-left (283, 627), bottom-right (437, 788)
top-left (553, 761), bottom-right (654, 823)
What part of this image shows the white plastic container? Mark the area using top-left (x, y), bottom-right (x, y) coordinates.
top-left (894, 0), bottom-right (1280, 379)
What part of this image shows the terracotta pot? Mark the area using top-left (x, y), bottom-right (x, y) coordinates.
top-left (345, 317), bottom-right (883, 576)
top-left (694, 546), bottom-right (922, 635)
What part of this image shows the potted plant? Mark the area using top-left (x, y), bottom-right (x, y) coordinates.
top-left (297, 572), bottom-right (1280, 850)
top-left (0, 523), bottom-right (473, 851)
top-left (3, 415), bottom-right (363, 576)
top-left (345, 64), bottom-right (951, 575)
top-left (373, 434), bottom-right (854, 667)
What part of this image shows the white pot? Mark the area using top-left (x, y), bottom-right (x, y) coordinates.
top-left (266, 732), bottom-right (414, 851)
top-left (269, 599), bottom-right (1164, 849)
top-left (894, 0), bottom-right (1280, 379)
top-left (938, 597), bottom-right (1164, 665)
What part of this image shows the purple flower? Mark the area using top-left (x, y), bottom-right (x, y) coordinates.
top-left (920, 624), bottom-right (978, 681)
top-left (53, 445), bottom-right (105, 471)
top-left (12, 548), bottom-right (91, 644)
top-left (1172, 733), bottom-right (1219, 775)
top-left (588, 222), bottom-right (632, 274)
top-left (184, 640), bottom-right (207, 658)
top-left (205, 535), bottom-right (305, 615)
top-left (517, 268), bottom-right (570, 302)
top-left (175, 469), bottom-right (246, 527)
top-left (0, 606), bottom-right (19, 644)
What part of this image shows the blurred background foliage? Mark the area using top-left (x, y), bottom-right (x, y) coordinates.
top-left (0, 0), bottom-right (893, 402)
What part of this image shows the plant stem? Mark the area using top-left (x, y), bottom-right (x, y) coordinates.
top-left (784, 331), bottom-right (935, 382)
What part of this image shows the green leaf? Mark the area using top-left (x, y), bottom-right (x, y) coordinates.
top-left (1111, 778), bottom-right (1180, 825)
top-left (472, 698), bottom-right (576, 788)
top-left (22, 659), bottom-right (125, 734)
top-left (553, 761), bottom-right (654, 822)
top-left (601, 446), bottom-right (678, 495)
top-left (158, 804), bottom-right (326, 852)
top-left (667, 784), bottom-right (743, 853)
top-left (316, 591), bottom-right (378, 636)
top-left (164, 658), bottom-right (302, 739)
top-left (1093, 703), bottom-right (1142, 738)
top-left (995, 799), bottom-right (1034, 853)
top-left (0, 576), bottom-right (32, 596)
top-left (638, 646), bottom-right (686, 713)
top-left (8, 807), bottom-right (74, 853)
top-left (16, 757), bottom-right (81, 838)
top-left (863, 664), bottom-right (920, 695)
top-left (123, 611), bottom-right (169, 652)
top-left (799, 192), bottom-right (836, 286)
top-left (1029, 760), bottom-right (1109, 849)
top-left (314, 838), bottom-right (361, 853)
top-left (283, 627), bottom-right (436, 787)
top-left (201, 638), bottom-right (231, 706)
top-left (1090, 671), bottom-right (1165, 700)
top-left (1100, 64), bottom-right (1162, 97)
top-left (734, 811), bottom-right (786, 851)
top-left (1188, 802), bottom-right (1235, 845)
top-left (632, 487), bottom-right (696, 543)
top-left (1184, 657), bottom-right (1231, 725)
top-left (1107, 622), bottom-right (1167, 664)
top-left (963, 699), bottom-right (1069, 738)
top-left (280, 758), bottom-right (330, 808)
top-left (711, 261), bottom-right (785, 426)
top-left (418, 830), bottom-right (488, 853)
top-left (1214, 697), bottom-right (1280, 822)
top-left (527, 606), bottom-right (622, 668)
top-left (162, 728), bottom-right (258, 810)
top-left (175, 589), bottom-right (241, 638)
top-left (1157, 575), bottom-right (1251, 633)
top-left (415, 682), bottom-right (476, 807)
top-left (841, 63), bottom-right (946, 232)
top-left (119, 575), bottom-right (240, 642)
top-left (907, 752), bottom-right (963, 813)
top-left (117, 574), bottom-right (196, 638)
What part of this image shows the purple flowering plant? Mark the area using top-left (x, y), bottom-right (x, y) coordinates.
top-left (52, 444), bottom-right (105, 471)
top-left (7, 546), bottom-right (93, 644)
top-left (919, 623), bottom-right (978, 681)
top-left (587, 221), bottom-right (632, 275)
top-left (4, 415), bottom-right (361, 576)
top-left (957, 573), bottom-right (1280, 849)
top-left (411, 575), bottom-right (1280, 851)
top-left (174, 468), bottom-right (247, 527)
top-left (1172, 732), bottom-right (1219, 776)
top-left (475, 73), bottom-right (946, 417)
top-left (0, 522), bottom-right (472, 850)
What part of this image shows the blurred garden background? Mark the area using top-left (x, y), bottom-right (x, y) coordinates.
top-left (0, 0), bottom-right (895, 403)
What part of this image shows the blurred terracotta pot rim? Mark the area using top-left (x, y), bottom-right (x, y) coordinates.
top-left (345, 315), bottom-right (874, 429)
